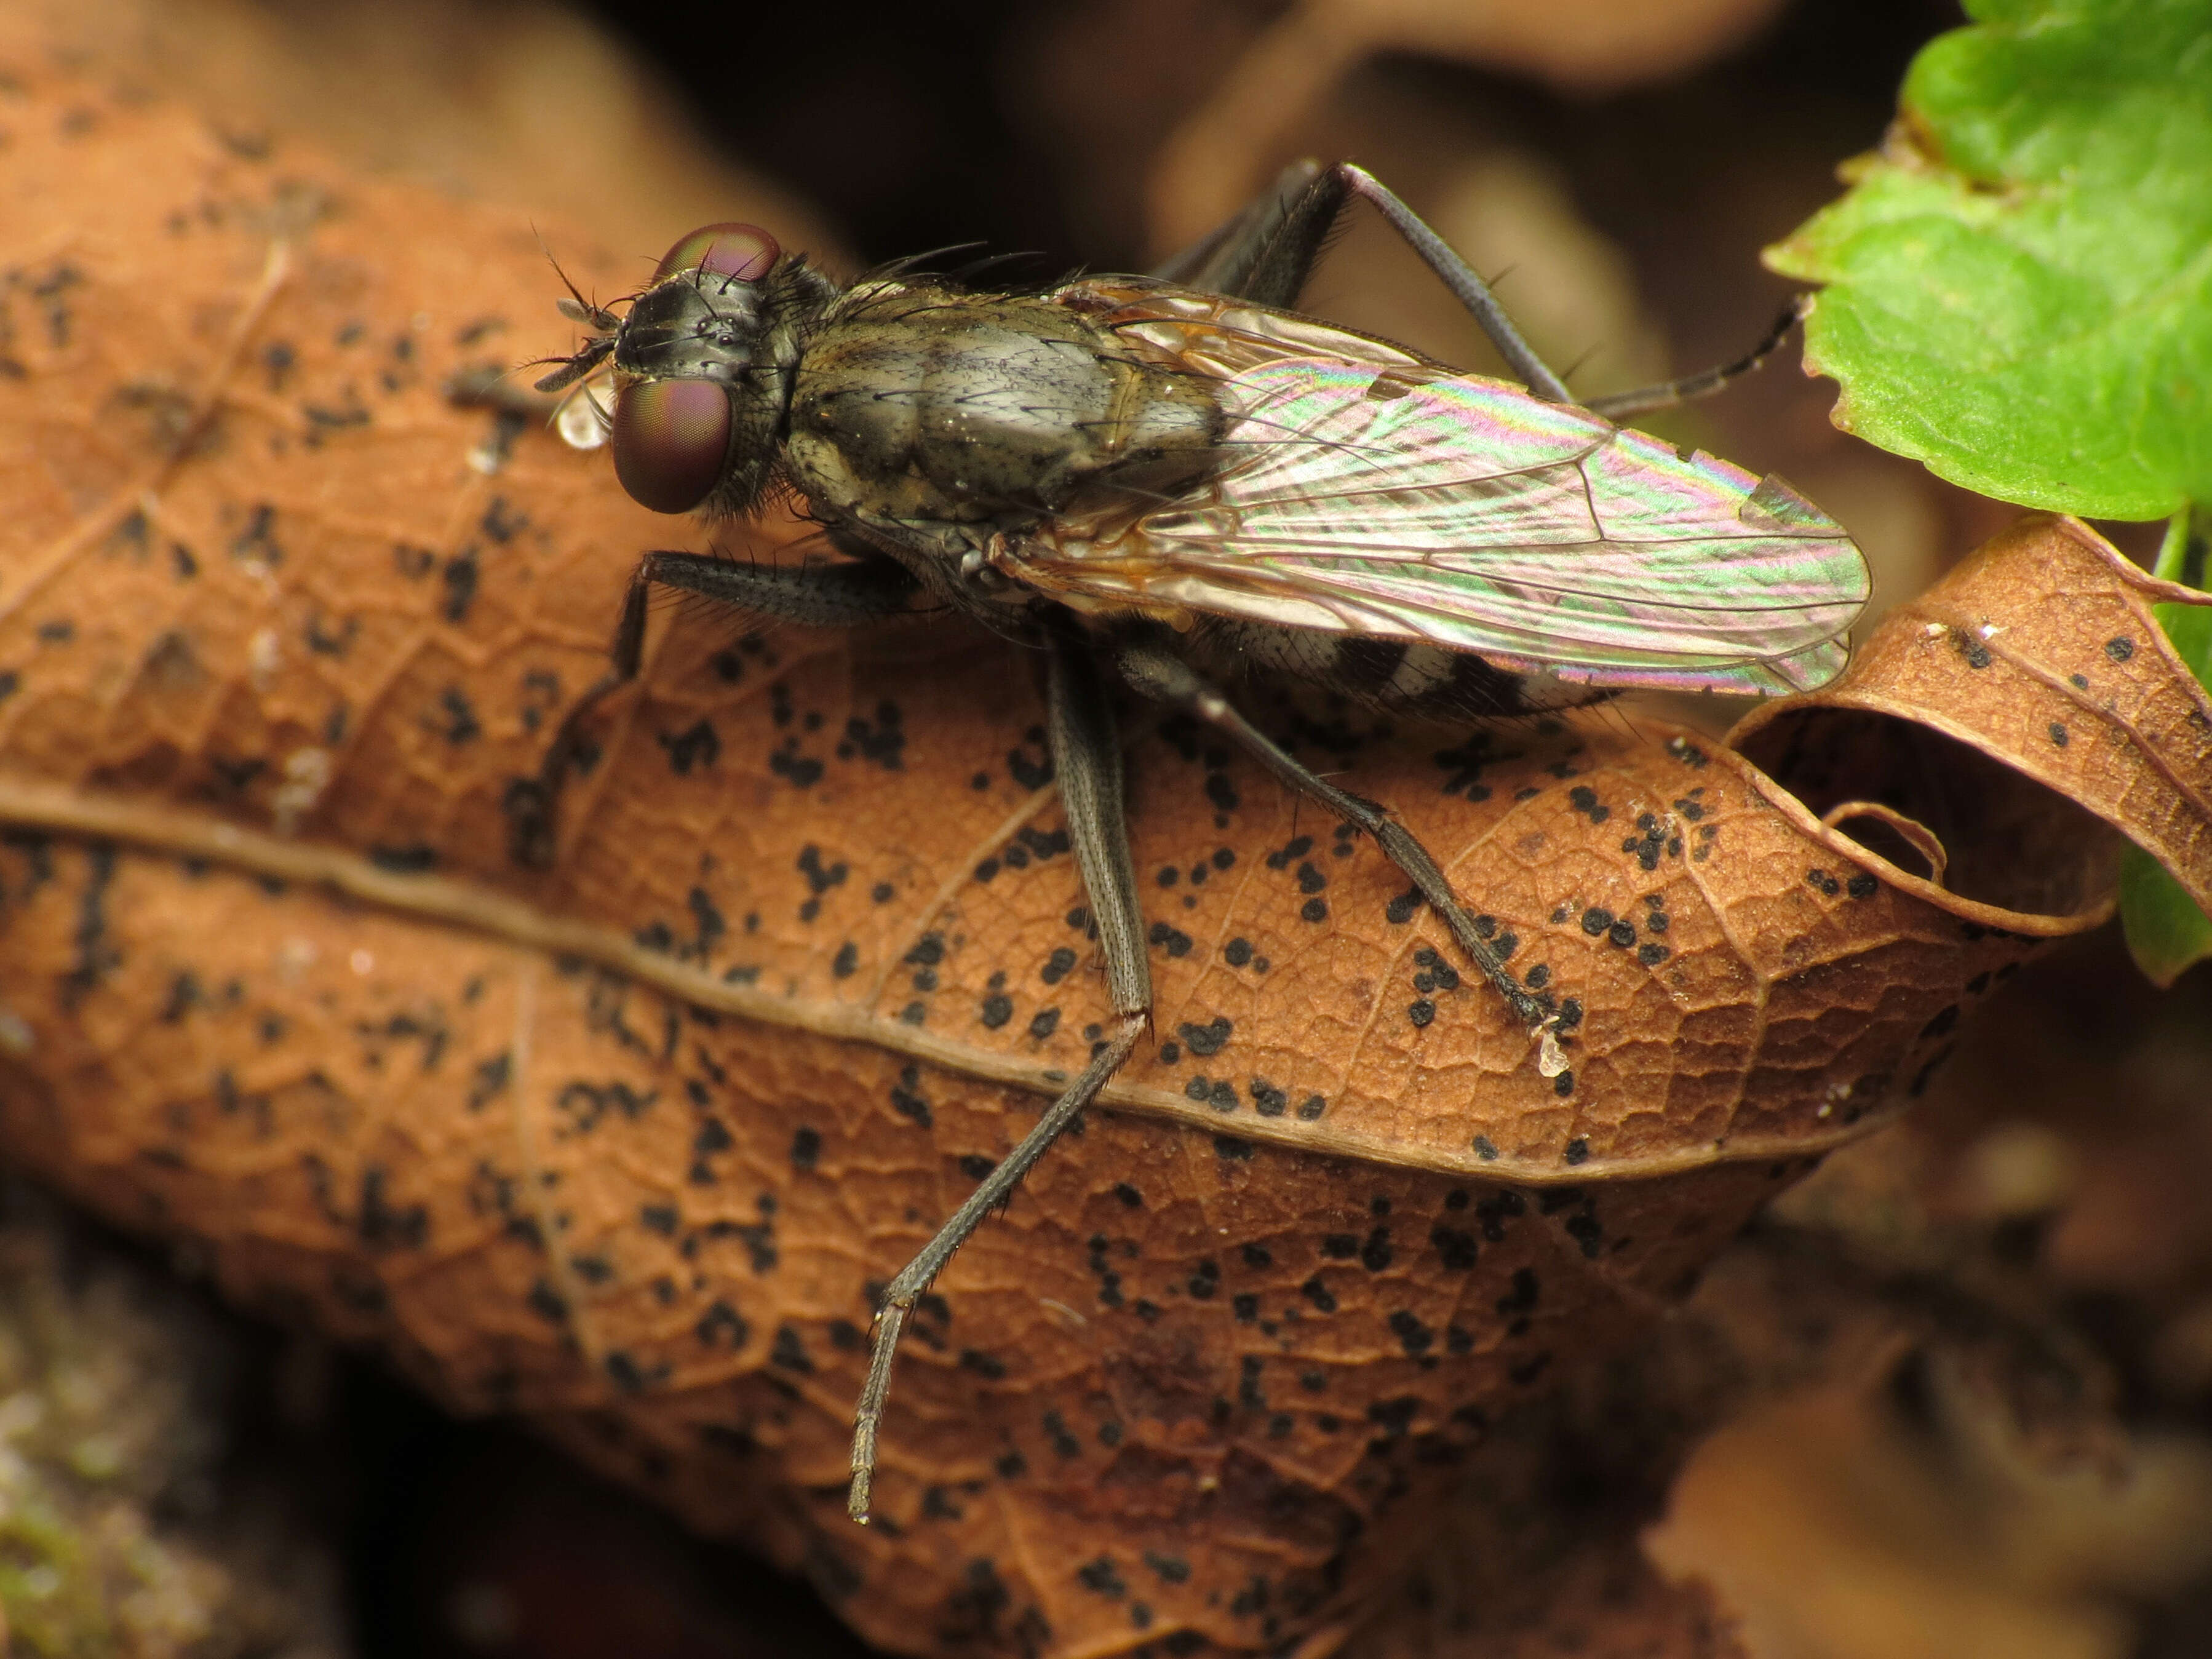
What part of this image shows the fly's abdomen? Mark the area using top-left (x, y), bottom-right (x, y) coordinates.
top-left (1190, 621), bottom-right (1610, 719)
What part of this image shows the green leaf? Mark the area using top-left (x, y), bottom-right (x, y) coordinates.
top-left (1764, 0), bottom-right (2212, 519)
top-left (2120, 848), bottom-right (2212, 987)
top-left (2120, 509), bottom-right (2212, 984)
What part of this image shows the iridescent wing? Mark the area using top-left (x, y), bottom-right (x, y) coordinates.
top-left (1016, 285), bottom-right (1869, 695)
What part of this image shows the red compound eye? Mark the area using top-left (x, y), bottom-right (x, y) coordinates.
top-left (611, 378), bottom-right (731, 514)
top-left (652, 223), bottom-right (780, 284)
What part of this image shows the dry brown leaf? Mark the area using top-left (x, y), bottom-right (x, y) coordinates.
top-left (20, 0), bottom-right (848, 270)
top-left (1, 41), bottom-right (2208, 1659)
top-left (1732, 517), bottom-right (2212, 922)
top-left (1353, 1465), bottom-right (1752, 1659)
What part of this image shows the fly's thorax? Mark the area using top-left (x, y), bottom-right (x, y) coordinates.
top-left (782, 286), bottom-right (1226, 582)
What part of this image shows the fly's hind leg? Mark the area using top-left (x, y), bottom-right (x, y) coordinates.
top-left (1115, 641), bottom-right (1558, 1049)
top-left (1581, 297), bottom-right (1805, 418)
top-left (510, 551), bottom-right (917, 865)
top-left (849, 626), bottom-right (1152, 1522)
top-left (1164, 159), bottom-right (1798, 414)
top-left (1158, 159), bottom-right (1572, 401)
top-left (1150, 157), bottom-right (1324, 295)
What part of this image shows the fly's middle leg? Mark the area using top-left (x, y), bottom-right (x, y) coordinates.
top-left (1115, 641), bottom-right (1558, 1044)
top-left (849, 626), bottom-right (1152, 1523)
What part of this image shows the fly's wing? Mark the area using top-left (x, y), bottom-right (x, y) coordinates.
top-left (1006, 338), bottom-right (1869, 695)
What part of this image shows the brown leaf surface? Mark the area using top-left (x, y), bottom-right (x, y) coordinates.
top-left (1354, 1497), bottom-right (1752, 1659)
top-left (0, 39), bottom-right (2208, 1659)
top-left (1732, 516), bottom-right (2212, 923)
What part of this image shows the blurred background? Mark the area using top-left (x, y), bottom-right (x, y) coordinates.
top-left (4, 1), bottom-right (2211, 1656)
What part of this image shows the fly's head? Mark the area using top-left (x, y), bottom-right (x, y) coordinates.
top-left (536, 223), bottom-right (835, 518)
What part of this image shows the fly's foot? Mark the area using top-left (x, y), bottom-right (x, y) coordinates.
top-left (848, 1290), bottom-right (916, 1524)
top-left (845, 1011), bottom-right (1150, 1525)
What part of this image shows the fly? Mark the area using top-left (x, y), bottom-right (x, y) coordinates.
top-left (519, 161), bottom-right (1870, 1523)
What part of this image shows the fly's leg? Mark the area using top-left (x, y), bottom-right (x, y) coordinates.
top-left (1324, 165), bottom-right (1578, 402)
top-left (1116, 642), bottom-right (1554, 1041)
top-left (849, 629), bottom-right (1152, 1522)
top-left (1161, 159), bottom-right (1572, 401)
top-left (1150, 157), bottom-right (1324, 292)
top-left (1170, 159), bottom-right (1797, 414)
top-left (511, 551), bottom-right (917, 865)
top-left (1581, 298), bottom-right (1805, 418)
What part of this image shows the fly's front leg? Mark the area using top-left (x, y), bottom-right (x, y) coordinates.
top-left (1116, 642), bottom-right (1555, 1045)
top-left (849, 628), bottom-right (1152, 1522)
top-left (510, 551), bottom-right (918, 865)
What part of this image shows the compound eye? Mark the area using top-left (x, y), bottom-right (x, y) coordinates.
top-left (611, 378), bottom-right (731, 514)
top-left (653, 223), bottom-right (780, 284)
